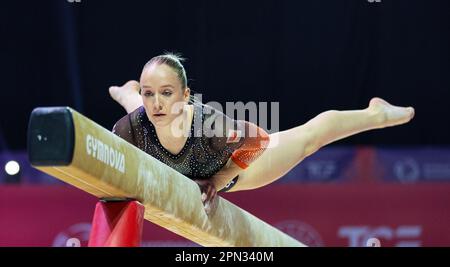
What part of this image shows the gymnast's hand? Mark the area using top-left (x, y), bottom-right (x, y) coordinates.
top-left (194, 179), bottom-right (218, 216)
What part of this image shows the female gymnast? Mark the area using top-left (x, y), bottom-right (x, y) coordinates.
top-left (109, 53), bottom-right (415, 214)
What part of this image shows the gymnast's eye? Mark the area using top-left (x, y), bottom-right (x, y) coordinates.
top-left (144, 91), bottom-right (154, 97)
top-left (163, 91), bottom-right (172, 96)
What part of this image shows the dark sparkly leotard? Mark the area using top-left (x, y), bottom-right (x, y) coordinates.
top-left (112, 103), bottom-right (268, 191)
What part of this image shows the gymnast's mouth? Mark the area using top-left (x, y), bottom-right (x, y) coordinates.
top-left (153, 113), bottom-right (166, 117)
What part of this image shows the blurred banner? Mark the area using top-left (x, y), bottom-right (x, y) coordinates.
top-left (3, 147), bottom-right (450, 184)
top-left (1, 183), bottom-right (449, 247)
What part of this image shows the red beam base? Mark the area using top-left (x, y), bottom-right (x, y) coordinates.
top-left (88, 199), bottom-right (144, 247)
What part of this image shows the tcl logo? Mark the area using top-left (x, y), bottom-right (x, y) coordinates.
top-left (338, 225), bottom-right (422, 247)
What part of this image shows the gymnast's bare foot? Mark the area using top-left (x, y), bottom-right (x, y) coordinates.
top-left (109, 80), bottom-right (143, 114)
top-left (368, 97), bottom-right (415, 128)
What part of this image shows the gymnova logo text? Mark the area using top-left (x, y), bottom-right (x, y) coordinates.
top-left (86, 134), bottom-right (125, 173)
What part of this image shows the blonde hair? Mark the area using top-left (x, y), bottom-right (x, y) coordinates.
top-left (143, 52), bottom-right (187, 88)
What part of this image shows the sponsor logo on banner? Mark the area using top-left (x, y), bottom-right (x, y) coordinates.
top-left (52, 223), bottom-right (92, 247)
top-left (305, 161), bottom-right (337, 181)
top-left (275, 220), bottom-right (324, 247)
top-left (338, 225), bottom-right (422, 247)
top-left (393, 158), bottom-right (420, 182)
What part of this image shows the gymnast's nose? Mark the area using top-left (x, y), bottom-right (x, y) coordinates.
top-left (153, 94), bottom-right (163, 112)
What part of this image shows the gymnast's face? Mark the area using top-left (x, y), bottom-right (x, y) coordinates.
top-left (140, 63), bottom-right (190, 128)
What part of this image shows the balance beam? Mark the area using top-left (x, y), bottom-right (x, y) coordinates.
top-left (27, 107), bottom-right (304, 247)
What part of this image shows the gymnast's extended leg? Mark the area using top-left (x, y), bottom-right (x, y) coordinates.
top-left (231, 97), bottom-right (414, 191)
